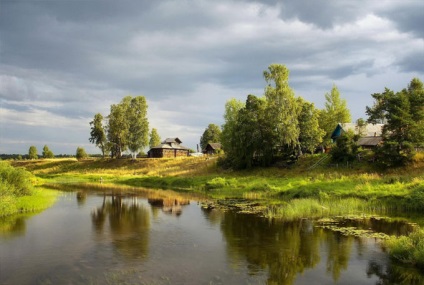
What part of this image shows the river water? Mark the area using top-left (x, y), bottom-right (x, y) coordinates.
top-left (0, 189), bottom-right (422, 285)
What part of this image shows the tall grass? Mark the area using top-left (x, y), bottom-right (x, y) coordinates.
top-left (384, 228), bottom-right (424, 269)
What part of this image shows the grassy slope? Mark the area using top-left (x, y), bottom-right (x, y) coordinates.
top-left (11, 154), bottom-right (424, 209)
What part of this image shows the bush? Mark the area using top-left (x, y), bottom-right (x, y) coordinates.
top-left (76, 147), bottom-right (88, 160)
top-left (0, 161), bottom-right (34, 196)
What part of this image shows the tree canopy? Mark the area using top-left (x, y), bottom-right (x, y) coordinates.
top-left (28, 146), bottom-right (38, 160)
top-left (366, 78), bottom-right (424, 167)
top-left (42, 145), bottom-right (54, 158)
top-left (200, 124), bottom-right (222, 151)
top-left (221, 64), bottom-right (325, 169)
top-left (319, 85), bottom-right (352, 143)
top-left (149, 128), bottom-right (161, 148)
top-left (89, 95), bottom-right (149, 158)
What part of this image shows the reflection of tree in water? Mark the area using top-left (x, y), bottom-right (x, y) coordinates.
top-left (219, 212), bottom-right (321, 285)
top-left (76, 191), bottom-right (87, 206)
top-left (0, 214), bottom-right (28, 238)
top-left (324, 233), bottom-right (353, 281)
top-left (147, 198), bottom-right (190, 216)
top-left (367, 259), bottom-right (424, 285)
top-left (91, 194), bottom-right (150, 259)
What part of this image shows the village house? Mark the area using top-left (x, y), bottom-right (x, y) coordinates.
top-left (148, 138), bottom-right (190, 158)
top-left (331, 123), bottom-right (384, 149)
top-left (203, 143), bottom-right (222, 155)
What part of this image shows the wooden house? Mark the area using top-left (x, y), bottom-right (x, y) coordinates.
top-left (331, 123), bottom-right (384, 149)
top-left (203, 143), bottom-right (222, 155)
top-left (148, 138), bottom-right (190, 158)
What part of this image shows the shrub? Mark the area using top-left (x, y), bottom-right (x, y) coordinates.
top-left (0, 161), bottom-right (34, 196)
top-left (76, 147), bottom-right (88, 160)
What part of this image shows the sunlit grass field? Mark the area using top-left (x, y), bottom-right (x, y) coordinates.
top-left (10, 153), bottom-right (424, 213)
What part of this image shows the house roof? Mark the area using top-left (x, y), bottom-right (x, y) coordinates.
top-left (149, 137), bottom-right (189, 150)
top-left (357, 136), bottom-right (383, 146)
top-left (162, 137), bottom-right (182, 144)
top-left (331, 123), bottom-right (384, 139)
top-left (207, 143), bottom-right (221, 150)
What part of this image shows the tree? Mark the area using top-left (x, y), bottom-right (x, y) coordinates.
top-left (107, 97), bottom-right (131, 158)
top-left (42, 145), bottom-right (54, 158)
top-left (297, 98), bottom-right (325, 154)
top-left (263, 64), bottom-right (300, 154)
top-left (366, 78), bottom-right (424, 167)
top-left (149, 128), bottom-right (161, 148)
top-left (220, 98), bottom-right (245, 167)
top-left (28, 146), bottom-right (38, 160)
top-left (106, 96), bottom-right (149, 159)
top-left (330, 131), bottom-right (359, 163)
top-left (319, 85), bottom-right (352, 143)
top-left (127, 96), bottom-right (149, 159)
top-left (200, 124), bottom-right (222, 151)
top-left (76, 147), bottom-right (88, 160)
top-left (89, 113), bottom-right (108, 158)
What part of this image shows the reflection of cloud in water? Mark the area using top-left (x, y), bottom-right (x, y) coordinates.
top-left (91, 194), bottom-right (150, 260)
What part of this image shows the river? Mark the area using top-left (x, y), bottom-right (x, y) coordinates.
top-left (0, 188), bottom-right (422, 285)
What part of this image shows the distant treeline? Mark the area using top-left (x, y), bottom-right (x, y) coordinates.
top-left (0, 154), bottom-right (104, 160)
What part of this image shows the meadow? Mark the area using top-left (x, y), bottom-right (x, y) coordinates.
top-left (10, 153), bottom-right (424, 217)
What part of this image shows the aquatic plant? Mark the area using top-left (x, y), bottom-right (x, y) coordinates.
top-left (384, 228), bottom-right (424, 269)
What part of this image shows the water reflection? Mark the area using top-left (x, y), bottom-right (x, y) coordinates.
top-left (91, 193), bottom-right (150, 259)
top-left (206, 209), bottom-right (424, 285)
top-left (148, 198), bottom-right (190, 216)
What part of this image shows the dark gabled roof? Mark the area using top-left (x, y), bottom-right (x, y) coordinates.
top-left (207, 143), bottom-right (222, 150)
top-left (162, 138), bottom-right (182, 144)
top-left (357, 136), bottom-right (383, 146)
top-left (149, 137), bottom-right (189, 151)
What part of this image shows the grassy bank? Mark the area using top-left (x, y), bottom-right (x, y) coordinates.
top-left (0, 161), bottom-right (59, 217)
top-left (384, 228), bottom-right (424, 269)
top-left (10, 154), bottom-right (424, 218)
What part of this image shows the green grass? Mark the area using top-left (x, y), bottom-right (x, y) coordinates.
top-left (9, 154), bottom-right (424, 218)
top-left (384, 228), bottom-right (424, 269)
top-left (0, 187), bottom-right (59, 217)
top-left (0, 161), bottom-right (59, 217)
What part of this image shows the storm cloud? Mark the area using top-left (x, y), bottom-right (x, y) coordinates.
top-left (1, 0), bottom-right (423, 154)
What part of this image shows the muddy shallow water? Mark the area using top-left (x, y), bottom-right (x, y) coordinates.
top-left (0, 189), bottom-right (422, 285)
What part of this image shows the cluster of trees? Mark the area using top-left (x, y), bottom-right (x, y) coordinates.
top-left (89, 96), bottom-right (154, 159)
top-left (366, 78), bottom-right (424, 167)
top-left (209, 64), bottom-right (422, 169)
top-left (27, 145), bottom-right (54, 159)
top-left (218, 64), bottom-right (351, 169)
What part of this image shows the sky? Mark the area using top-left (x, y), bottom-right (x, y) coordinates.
top-left (1, 0), bottom-right (423, 155)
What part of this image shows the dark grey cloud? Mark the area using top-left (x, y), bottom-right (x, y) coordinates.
top-left (0, 0), bottom-right (423, 154)
top-left (377, 1), bottom-right (424, 38)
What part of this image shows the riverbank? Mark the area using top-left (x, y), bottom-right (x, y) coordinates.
top-left (10, 154), bottom-right (424, 216)
top-left (0, 161), bottom-right (59, 217)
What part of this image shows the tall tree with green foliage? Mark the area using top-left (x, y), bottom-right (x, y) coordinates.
top-left (200, 124), bottom-right (222, 151)
top-left (319, 85), bottom-right (352, 143)
top-left (297, 98), bottom-right (325, 154)
top-left (42, 145), bottom-right (54, 159)
top-left (149, 128), bottom-right (161, 148)
top-left (127, 96), bottom-right (149, 159)
top-left (263, 64), bottom-right (300, 154)
top-left (28, 146), bottom-right (38, 160)
top-left (89, 113), bottom-right (108, 158)
top-left (366, 78), bottom-right (424, 167)
top-left (221, 98), bottom-right (244, 155)
top-left (107, 96), bottom-right (131, 158)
